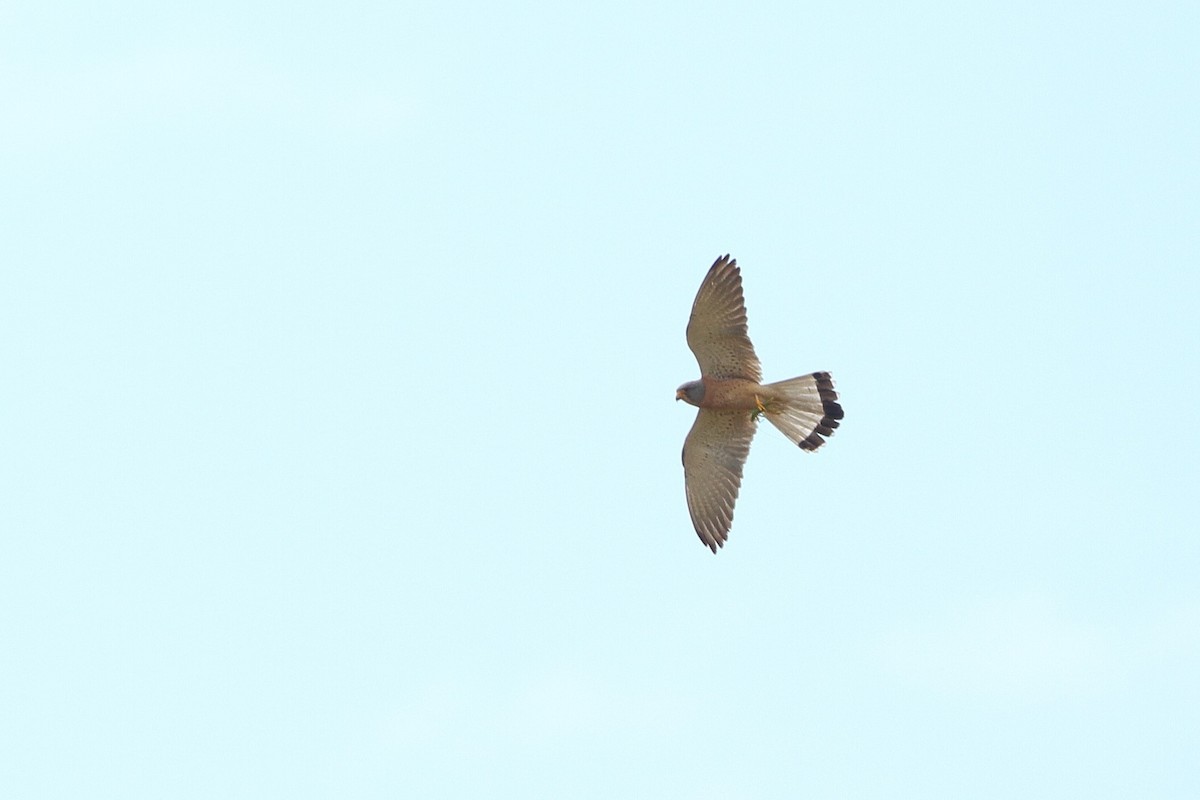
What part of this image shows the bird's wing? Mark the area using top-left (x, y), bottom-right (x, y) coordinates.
top-left (686, 255), bottom-right (762, 381)
top-left (682, 408), bottom-right (758, 552)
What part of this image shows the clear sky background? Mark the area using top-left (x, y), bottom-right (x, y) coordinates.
top-left (2, 2), bottom-right (1198, 798)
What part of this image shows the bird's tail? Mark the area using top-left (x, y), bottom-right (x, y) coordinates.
top-left (760, 372), bottom-right (844, 451)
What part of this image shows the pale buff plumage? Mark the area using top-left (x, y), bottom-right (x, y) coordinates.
top-left (676, 255), bottom-right (844, 553)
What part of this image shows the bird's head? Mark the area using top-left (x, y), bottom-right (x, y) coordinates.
top-left (675, 380), bottom-right (705, 406)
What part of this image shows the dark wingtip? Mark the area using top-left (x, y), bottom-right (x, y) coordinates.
top-left (697, 531), bottom-right (723, 554)
top-left (710, 253), bottom-right (736, 272)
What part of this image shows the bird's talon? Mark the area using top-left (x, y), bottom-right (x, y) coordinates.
top-left (751, 395), bottom-right (768, 421)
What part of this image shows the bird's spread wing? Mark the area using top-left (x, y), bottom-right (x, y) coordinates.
top-left (686, 255), bottom-right (762, 381)
top-left (682, 408), bottom-right (757, 552)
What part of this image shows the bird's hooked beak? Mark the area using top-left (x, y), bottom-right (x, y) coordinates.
top-left (675, 389), bottom-right (686, 401)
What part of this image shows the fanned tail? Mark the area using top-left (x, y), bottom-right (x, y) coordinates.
top-left (761, 372), bottom-right (844, 452)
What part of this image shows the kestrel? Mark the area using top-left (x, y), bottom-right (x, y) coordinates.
top-left (677, 255), bottom-right (844, 553)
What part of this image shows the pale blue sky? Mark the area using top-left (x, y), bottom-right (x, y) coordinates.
top-left (2, 2), bottom-right (1198, 798)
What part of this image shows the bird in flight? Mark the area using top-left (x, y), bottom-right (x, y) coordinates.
top-left (677, 255), bottom-right (843, 553)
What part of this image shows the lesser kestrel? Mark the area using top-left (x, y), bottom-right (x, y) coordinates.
top-left (677, 255), bottom-right (844, 552)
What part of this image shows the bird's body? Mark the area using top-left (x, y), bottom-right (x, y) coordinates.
top-left (677, 255), bottom-right (843, 553)
top-left (682, 377), bottom-right (763, 410)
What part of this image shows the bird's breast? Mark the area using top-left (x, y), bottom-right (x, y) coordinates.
top-left (698, 377), bottom-right (766, 410)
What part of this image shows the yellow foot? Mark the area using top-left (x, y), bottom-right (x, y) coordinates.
top-left (755, 395), bottom-right (767, 413)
